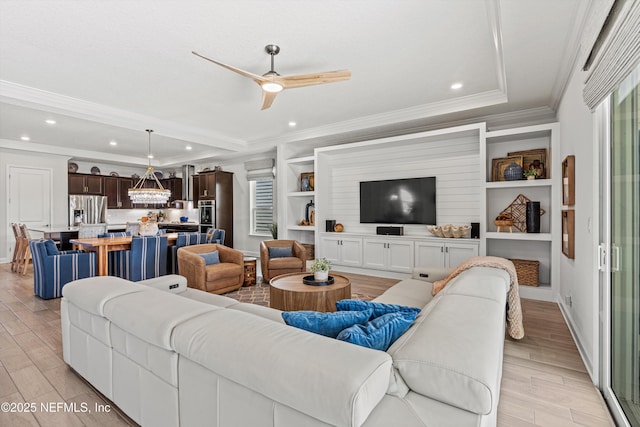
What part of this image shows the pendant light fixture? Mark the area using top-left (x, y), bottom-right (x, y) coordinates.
top-left (128, 129), bottom-right (171, 204)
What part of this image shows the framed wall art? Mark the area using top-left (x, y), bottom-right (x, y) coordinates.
top-left (491, 155), bottom-right (523, 182)
top-left (562, 155), bottom-right (575, 206)
top-left (562, 209), bottom-right (575, 259)
top-left (507, 148), bottom-right (547, 179)
top-left (300, 172), bottom-right (314, 191)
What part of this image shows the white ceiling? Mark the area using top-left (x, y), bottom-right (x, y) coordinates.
top-left (0, 0), bottom-right (590, 168)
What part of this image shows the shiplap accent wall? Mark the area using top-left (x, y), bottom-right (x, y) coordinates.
top-left (321, 134), bottom-right (481, 236)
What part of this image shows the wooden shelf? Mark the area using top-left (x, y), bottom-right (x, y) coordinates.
top-left (288, 191), bottom-right (316, 197)
top-left (485, 232), bottom-right (552, 241)
top-left (287, 225), bottom-right (315, 231)
top-left (485, 179), bottom-right (552, 189)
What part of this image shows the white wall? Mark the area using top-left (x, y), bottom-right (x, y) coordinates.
top-left (192, 159), bottom-right (274, 256)
top-left (557, 65), bottom-right (597, 380)
top-left (317, 133), bottom-right (481, 237)
top-left (0, 148), bottom-right (70, 261)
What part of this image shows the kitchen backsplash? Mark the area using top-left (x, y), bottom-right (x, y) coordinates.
top-left (106, 206), bottom-right (199, 224)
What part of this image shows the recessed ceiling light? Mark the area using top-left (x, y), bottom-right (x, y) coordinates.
top-left (451, 82), bottom-right (463, 90)
top-left (185, 146), bottom-right (192, 151)
top-left (45, 119), bottom-right (56, 125)
top-left (288, 121), bottom-right (297, 127)
top-left (20, 135), bottom-right (30, 141)
top-left (109, 140), bottom-right (117, 146)
top-left (148, 154), bottom-right (154, 159)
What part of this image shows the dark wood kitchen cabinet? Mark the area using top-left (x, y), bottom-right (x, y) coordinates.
top-left (68, 173), bottom-right (104, 195)
top-left (195, 170), bottom-right (234, 247)
top-left (198, 172), bottom-right (217, 200)
top-left (192, 175), bottom-right (200, 205)
top-left (161, 178), bottom-right (182, 203)
top-left (104, 177), bottom-right (133, 209)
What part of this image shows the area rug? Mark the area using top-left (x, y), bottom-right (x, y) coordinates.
top-left (224, 279), bottom-right (373, 307)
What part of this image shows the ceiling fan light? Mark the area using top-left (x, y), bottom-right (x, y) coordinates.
top-left (262, 82), bottom-right (283, 93)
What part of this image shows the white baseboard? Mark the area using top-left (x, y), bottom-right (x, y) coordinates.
top-left (557, 298), bottom-right (596, 384)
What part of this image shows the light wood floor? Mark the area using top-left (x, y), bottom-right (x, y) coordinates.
top-left (0, 264), bottom-right (615, 426)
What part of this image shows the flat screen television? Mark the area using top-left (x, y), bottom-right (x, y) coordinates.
top-left (360, 177), bottom-right (436, 224)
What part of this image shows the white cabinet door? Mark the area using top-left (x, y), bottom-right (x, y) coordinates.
top-left (445, 242), bottom-right (479, 268)
top-left (362, 239), bottom-right (387, 269)
top-left (387, 241), bottom-right (414, 273)
top-left (414, 241), bottom-right (445, 268)
top-left (320, 236), bottom-right (341, 265)
top-left (340, 238), bottom-right (363, 267)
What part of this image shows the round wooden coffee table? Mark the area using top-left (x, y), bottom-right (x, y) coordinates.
top-left (269, 272), bottom-right (351, 312)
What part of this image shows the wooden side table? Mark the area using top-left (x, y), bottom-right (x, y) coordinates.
top-left (243, 256), bottom-right (257, 286)
top-left (269, 272), bottom-right (351, 312)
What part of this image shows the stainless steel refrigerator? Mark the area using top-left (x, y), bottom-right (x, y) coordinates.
top-left (69, 195), bottom-right (107, 225)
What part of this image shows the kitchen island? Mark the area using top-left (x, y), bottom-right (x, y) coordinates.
top-left (29, 224), bottom-right (128, 250)
top-left (29, 222), bottom-right (200, 250)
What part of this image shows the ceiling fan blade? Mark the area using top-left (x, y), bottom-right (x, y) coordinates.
top-left (279, 69), bottom-right (351, 89)
top-left (192, 51), bottom-right (267, 84)
top-left (261, 90), bottom-right (278, 110)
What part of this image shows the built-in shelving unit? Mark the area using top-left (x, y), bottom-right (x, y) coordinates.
top-left (277, 122), bottom-right (560, 301)
top-left (482, 123), bottom-right (560, 301)
top-left (277, 150), bottom-right (316, 244)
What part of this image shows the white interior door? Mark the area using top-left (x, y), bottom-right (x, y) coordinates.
top-left (7, 166), bottom-right (52, 255)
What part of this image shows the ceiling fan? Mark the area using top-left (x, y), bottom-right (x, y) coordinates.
top-left (192, 44), bottom-right (351, 110)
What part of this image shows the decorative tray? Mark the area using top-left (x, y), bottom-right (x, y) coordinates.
top-left (302, 275), bottom-right (335, 286)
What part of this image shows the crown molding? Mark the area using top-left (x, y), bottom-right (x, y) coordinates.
top-left (251, 89), bottom-right (508, 148)
top-left (0, 138), bottom-right (151, 166)
top-left (549, 0), bottom-right (592, 110)
top-left (0, 81), bottom-right (248, 152)
top-left (485, 0), bottom-right (508, 94)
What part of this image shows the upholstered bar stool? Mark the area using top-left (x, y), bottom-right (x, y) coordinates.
top-left (17, 224), bottom-right (33, 275)
top-left (10, 223), bottom-right (22, 272)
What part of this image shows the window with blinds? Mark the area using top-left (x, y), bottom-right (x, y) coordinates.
top-left (251, 179), bottom-right (274, 235)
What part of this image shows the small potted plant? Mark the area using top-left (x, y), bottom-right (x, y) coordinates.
top-left (269, 223), bottom-right (278, 239)
top-left (310, 257), bottom-right (331, 281)
top-left (524, 167), bottom-right (538, 180)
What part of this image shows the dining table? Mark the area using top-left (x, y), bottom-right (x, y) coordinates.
top-left (69, 233), bottom-right (179, 276)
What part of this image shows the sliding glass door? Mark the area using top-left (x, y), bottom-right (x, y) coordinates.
top-left (606, 63), bottom-right (640, 427)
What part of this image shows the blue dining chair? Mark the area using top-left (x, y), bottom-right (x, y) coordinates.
top-left (98, 234), bottom-right (167, 281)
top-left (129, 235), bottom-right (168, 281)
top-left (205, 228), bottom-right (225, 245)
top-left (30, 239), bottom-right (97, 299)
top-left (98, 232), bottom-right (130, 277)
top-left (167, 232), bottom-right (211, 274)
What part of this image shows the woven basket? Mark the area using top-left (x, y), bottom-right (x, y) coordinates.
top-left (510, 258), bottom-right (539, 287)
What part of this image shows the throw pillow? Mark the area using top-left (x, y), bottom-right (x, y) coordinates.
top-left (336, 311), bottom-right (418, 351)
top-left (44, 240), bottom-right (59, 256)
top-left (282, 309), bottom-right (373, 338)
top-left (268, 246), bottom-right (293, 258)
top-left (199, 250), bottom-right (220, 265)
top-left (336, 299), bottom-right (421, 319)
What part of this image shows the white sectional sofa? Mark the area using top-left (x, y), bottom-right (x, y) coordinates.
top-left (60, 265), bottom-right (511, 427)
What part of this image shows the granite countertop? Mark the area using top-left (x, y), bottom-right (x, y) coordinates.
top-left (30, 222), bottom-right (199, 234)
top-left (30, 224), bottom-right (135, 233)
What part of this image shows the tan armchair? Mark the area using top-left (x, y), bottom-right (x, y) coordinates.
top-left (260, 240), bottom-right (307, 282)
top-left (177, 244), bottom-right (244, 294)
